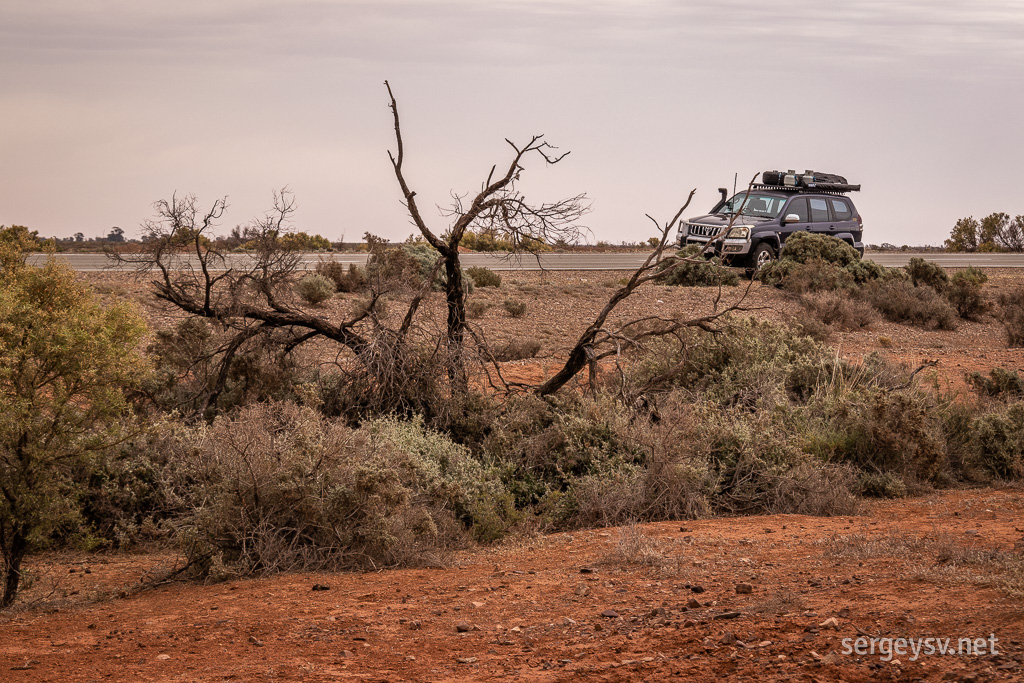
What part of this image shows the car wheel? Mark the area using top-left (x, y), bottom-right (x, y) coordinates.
top-left (749, 243), bottom-right (776, 277)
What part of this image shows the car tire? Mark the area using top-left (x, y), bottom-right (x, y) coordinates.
top-left (748, 243), bottom-right (776, 278)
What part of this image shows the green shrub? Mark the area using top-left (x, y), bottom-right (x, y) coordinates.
top-left (295, 273), bottom-right (335, 305)
top-left (466, 266), bottom-right (502, 288)
top-left (777, 259), bottom-right (856, 293)
top-left (968, 368), bottom-right (1024, 399)
top-left (780, 232), bottom-right (859, 267)
top-left (503, 298), bottom-right (527, 318)
top-left (316, 260), bottom-right (367, 293)
top-left (857, 472), bottom-right (908, 498)
top-left (973, 404), bottom-right (1024, 480)
top-left (659, 245), bottom-right (739, 287)
top-left (997, 288), bottom-right (1024, 347)
top-left (845, 259), bottom-right (888, 284)
top-left (946, 267), bottom-right (988, 319)
top-left (905, 257), bottom-right (949, 291)
top-left (864, 279), bottom-right (958, 330)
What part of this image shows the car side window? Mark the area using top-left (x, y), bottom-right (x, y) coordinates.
top-left (809, 198), bottom-right (829, 222)
top-left (785, 198), bottom-right (808, 222)
top-left (831, 198), bottom-right (852, 220)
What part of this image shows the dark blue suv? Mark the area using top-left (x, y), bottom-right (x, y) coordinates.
top-left (678, 170), bottom-right (863, 272)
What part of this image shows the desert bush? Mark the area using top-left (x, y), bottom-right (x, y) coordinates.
top-left (466, 299), bottom-right (492, 318)
top-left (315, 260), bottom-right (367, 293)
top-left (905, 257), bottom-right (949, 291)
top-left (864, 279), bottom-right (958, 330)
top-left (295, 273), bottom-right (335, 305)
top-left (466, 266), bottom-right (502, 288)
top-left (997, 287), bottom-right (1024, 347)
top-left (492, 338), bottom-right (542, 361)
top-left (971, 403), bottom-right (1024, 480)
top-left (658, 245), bottom-right (739, 287)
top-left (169, 403), bottom-right (515, 577)
top-left (845, 258), bottom-right (888, 284)
top-left (799, 291), bottom-right (876, 330)
top-left (856, 472), bottom-right (908, 498)
top-left (503, 298), bottom-right (527, 318)
top-left (968, 368), bottom-right (1024, 399)
top-left (807, 386), bottom-right (948, 484)
top-left (780, 232), bottom-right (860, 267)
top-left (946, 267), bottom-right (988, 319)
top-left (621, 317), bottom-right (839, 409)
top-left (144, 318), bottom-right (305, 416)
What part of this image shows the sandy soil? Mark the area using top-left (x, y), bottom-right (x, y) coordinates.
top-left (2, 489), bottom-right (1022, 682)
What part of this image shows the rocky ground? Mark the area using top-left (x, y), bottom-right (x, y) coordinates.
top-left (1, 489), bottom-right (1022, 682)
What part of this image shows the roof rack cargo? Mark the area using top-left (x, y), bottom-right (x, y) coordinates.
top-left (761, 169), bottom-right (860, 193)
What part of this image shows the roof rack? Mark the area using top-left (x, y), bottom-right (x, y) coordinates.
top-left (752, 183), bottom-right (859, 195)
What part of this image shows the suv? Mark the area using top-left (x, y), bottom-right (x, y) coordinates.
top-left (677, 170), bottom-right (863, 272)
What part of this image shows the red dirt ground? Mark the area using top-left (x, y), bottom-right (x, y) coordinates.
top-left (2, 489), bottom-right (1022, 682)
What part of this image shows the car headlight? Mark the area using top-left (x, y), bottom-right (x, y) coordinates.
top-left (727, 226), bottom-right (751, 240)
top-left (678, 222), bottom-right (690, 238)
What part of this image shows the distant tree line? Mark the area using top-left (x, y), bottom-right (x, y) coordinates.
top-left (945, 212), bottom-right (1024, 252)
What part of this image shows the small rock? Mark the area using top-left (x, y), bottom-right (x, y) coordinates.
top-left (649, 607), bottom-right (667, 617)
top-left (720, 630), bottom-right (737, 645)
top-left (580, 567), bottom-right (597, 574)
top-left (456, 621), bottom-right (472, 633)
top-left (687, 598), bottom-right (702, 609)
top-left (682, 619), bottom-right (697, 628)
top-left (248, 636), bottom-right (264, 647)
top-left (712, 611), bottom-right (742, 620)
top-left (457, 657), bottom-right (477, 664)
top-left (341, 650), bottom-right (354, 658)
top-left (819, 617), bottom-right (840, 631)
top-left (311, 583), bottom-right (330, 591)
top-left (575, 584), bottom-right (591, 597)
top-left (757, 640), bottom-right (771, 648)
top-left (471, 601), bottom-right (485, 609)
top-left (510, 626), bottom-right (521, 633)
top-left (156, 654), bottom-right (171, 661)
top-left (837, 607), bottom-right (850, 619)
top-left (562, 617), bottom-right (577, 626)
top-left (601, 610), bottom-right (619, 618)
top-left (409, 620), bottom-right (422, 630)
top-left (690, 585), bottom-right (705, 594)
top-left (735, 583), bottom-right (753, 594)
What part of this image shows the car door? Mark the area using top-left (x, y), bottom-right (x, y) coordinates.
top-left (807, 196), bottom-right (833, 235)
top-left (780, 197), bottom-right (810, 247)
top-left (828, 197), bottom-right (858, 239)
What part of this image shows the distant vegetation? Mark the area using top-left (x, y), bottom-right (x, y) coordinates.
top-left (945, 212), bottom-right (1024, 252)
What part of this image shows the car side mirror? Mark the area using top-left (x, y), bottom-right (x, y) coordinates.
top-left (783, 214), bottom-right (801, 225)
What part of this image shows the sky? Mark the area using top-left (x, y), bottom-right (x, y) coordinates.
top-left (2, 0), bottom-right (1023, 246)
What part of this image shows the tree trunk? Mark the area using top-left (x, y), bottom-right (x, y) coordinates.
top-left (444, 253), bottom-right (469, 393)
top-left (1, 529), bottom-right (27, 609)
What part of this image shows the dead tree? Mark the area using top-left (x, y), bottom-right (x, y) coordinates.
top-left (112, 191), bottom-right (395, 418)
top-left (385, 81), bottom-right (589, 391)
top-left (537, 193), bottom-right (755, 397)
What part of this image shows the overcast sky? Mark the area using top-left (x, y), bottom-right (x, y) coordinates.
top-left (2, 0), bottom-right (1022, 246)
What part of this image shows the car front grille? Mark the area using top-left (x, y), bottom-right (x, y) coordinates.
top-left (687, 223), bottom-right (724, 238)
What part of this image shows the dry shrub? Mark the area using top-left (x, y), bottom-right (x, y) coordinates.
top-left (168, 403), bottom-right (513, 577)
top-left (503, 298), bottom-right (527, 318)
top-left (998, 287), bottom-right (1024, 347)
top-left (601, 524), bottom-right (672, 568)
top-left (864, 279), bottom-right (958, 330)
top-left (295, 273), bottom-right (335, 305)
top-left (946, 267), bottom-right (988, 320)
top-left (466, 266), bottom-right (502, 288)
top-left (780, 231), bottom-right (860, 266)
top-left (968, 368), bottom-right (1024, 399)
top-left (800, 291), bottom-right (875, 330)
top-left (752, 589), bottom-right (806, 615)
top-left (315, 260), bottom-right (367, 293)
top-left (466, 299), bottom-right (492, 319)
top-left (492, 338), bottom-right (542, 362)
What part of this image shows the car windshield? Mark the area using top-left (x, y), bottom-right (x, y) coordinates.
top-left (719, 193), bottom-right (787, 219)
